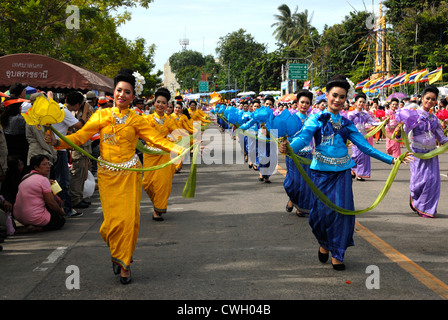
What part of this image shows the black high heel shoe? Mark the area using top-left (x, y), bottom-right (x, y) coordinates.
top-left (331, 262), bottom-right (345, 271)
top-left (285, 202), bottom-right (293, 212)
top-left (318, 249), bottom-right (329, 263)
top-left (152, 210), bottom-right (164, 221)
top-left (120, 269), bottom-right (132, 285)
top-left (113, 263), bottom-right (121, 275)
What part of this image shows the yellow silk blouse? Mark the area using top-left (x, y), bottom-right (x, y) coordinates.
top-left (58, 107), bottom-right (183, 163)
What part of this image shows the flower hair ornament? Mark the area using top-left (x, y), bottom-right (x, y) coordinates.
top-left (132, 71), bottom-right (145, 96)
top-left (346, 77), bottom-right (355, 100)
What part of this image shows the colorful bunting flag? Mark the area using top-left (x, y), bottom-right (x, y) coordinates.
top-left (380, 76), bottom-right (395, 89)
top-left (362, 78), bottom-right (376, 93)
top-left (390, 72), bottom-right (407, 88)
top-left (409, 69), bottom-right (427, 84)
top-left (420, 66), bottom-right (443, 84)
top-left (355, 78), bottom-right (369, 89)
top-left (369, 77), bottom-right (384, 92)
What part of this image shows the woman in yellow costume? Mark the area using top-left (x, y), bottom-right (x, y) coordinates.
top-left (142, 88), bottom-right (190, 221)
top-left (48, 69), bottom-right (184, 285)
top-left (188, 100), bottom-right (211, 126)
top-left (171, 100), bottom-right (195, 173)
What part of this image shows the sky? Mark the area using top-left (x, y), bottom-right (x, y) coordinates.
top-left (116, 0), bottom-right (380, 75)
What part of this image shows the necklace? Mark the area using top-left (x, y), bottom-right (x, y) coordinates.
top-left (153, 113), bottom-right (166, 125)
top-left (329, 116), bottom-right (341, 130)
top-left (112, 111), bottom-right (129, 125)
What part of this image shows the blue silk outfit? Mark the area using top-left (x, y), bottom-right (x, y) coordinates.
top-left (283, 112), bottom-right (314, 213)
top-left (289, 110), bottom-right (394, 262)
top-left (238, 109), bottom-right (252, 158)
top-left (239, 111), bottom-right (259, 167)
top-left (239, 106), bottom-right (277, 178)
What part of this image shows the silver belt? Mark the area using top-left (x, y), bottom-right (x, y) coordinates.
top-left (411, 141), bottom-right (436, 152)
top-left (143, 145), bottom-right (163, 152)
top-left (314, 151), bottom-right (351, 165)
top-left (98, 154), bottom-right (139, 171)
top-left (296, 146), bottom-right (313, 156)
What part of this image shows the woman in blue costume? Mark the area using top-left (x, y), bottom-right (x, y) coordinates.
top-left (240, 97), bottom-right (276, 183)
top-left (239, 99), bottom-right (260, 172)
top-left (257, 96), bottom-right (277, 183)
top-left (237, 100), bottom-right (252, 162)
top-left (279, 75), bottom-right (412, 270)
top-left (216, 104), bottom-right (226, 131)
top-left (284, 90), bottom-right (314, 217)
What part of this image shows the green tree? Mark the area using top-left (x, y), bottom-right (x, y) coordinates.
top-left (168, 50), bottom-right (220, 92)
top-left (246, 48), bottom-right (288, 92)
top-left (0, 0), bottom-right (162, 93)
top-left (169, 50), bottom-right (205, 74)
top-left (271, 4), bottom-right (297, 47)
top-left (384, 0), bottom-right (448, 83)
top-left (316, 11), bottom-right (372, 84)
top-left (215, 29), bottom-right (267, 91)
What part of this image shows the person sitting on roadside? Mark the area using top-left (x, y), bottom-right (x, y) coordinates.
top-left (13, 155), bottom-right (65, 232)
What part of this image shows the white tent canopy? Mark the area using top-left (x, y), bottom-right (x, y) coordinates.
top-left (237, 91), bottom-right (256, 96)
top-left (259, 90), bottom-right (281, 96)
top-left (438, 86), bottom-right (448, 97)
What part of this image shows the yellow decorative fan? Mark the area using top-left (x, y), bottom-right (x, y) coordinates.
top-left (21, 96), bottom-right (65, 126)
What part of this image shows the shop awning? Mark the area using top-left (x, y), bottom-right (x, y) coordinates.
top-left (0, 53), bottom-right (114, 93)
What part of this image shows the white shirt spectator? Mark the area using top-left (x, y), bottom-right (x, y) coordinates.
top-left (52, 106), bottom-right (79, 151)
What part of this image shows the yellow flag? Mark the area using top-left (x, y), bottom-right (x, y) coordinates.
top-left (428, 67), bottom-right (443, 85)
top-left (414, 69), bottom-right (428, 83)
top-left (362, 78), bottom-right (376, 93)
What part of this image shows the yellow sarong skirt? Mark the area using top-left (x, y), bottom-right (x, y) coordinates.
top-left (142, 153), bottom-right (176, 212)
top-left (98, 161), bottom-right (143, 271)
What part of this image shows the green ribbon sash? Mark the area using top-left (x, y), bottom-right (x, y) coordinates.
top-left (50, 125), bottom-right (200, 198)
top-left (286, 143), bottom-right (408, 215)
top-left (400, 126), bottom-right (448, 159)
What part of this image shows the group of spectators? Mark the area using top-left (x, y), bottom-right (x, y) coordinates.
top-left (0, 83), bottom-right (102, 245)
top-left (0, 83), bottom-right (210, 247)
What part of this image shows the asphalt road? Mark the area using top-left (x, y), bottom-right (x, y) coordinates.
top-left (1, 123), bottom-right (448, 307)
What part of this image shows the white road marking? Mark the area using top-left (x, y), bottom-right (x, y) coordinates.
top-left (33, 247), bottom-right (68, 272)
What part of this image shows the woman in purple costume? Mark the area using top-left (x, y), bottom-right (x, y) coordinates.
top-left (396, 85), bottom-right (448, 218)
top-left (385, 98), bottom-right (402, 158)
top-left (347, 93), bottom-right (382, 181)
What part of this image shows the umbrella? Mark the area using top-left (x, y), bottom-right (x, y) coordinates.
top-left (25, 86), bottom-right (37, 94)
top-left (279, 93), bottom-right (296, 103)
top-left (316, 93), bottom-right (326, 103)
top-left (0, 92), bottom-right (9, 98)
top-left (386, 92), bottom-right (407, 101)
top-left (438, 87), bottom-right (448, 97)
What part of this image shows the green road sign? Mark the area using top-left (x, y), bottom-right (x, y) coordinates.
top-left (288, 63), bottom-right (308, 80)
top-left (198, 81), bottom-right (209, 92)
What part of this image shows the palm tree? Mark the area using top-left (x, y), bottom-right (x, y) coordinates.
top-left (272, 4), bottom-right (318, 52)
top-left (271, 4), bottom-right (298, 46)
top-left (290, 9), bottom-right (316, 48)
